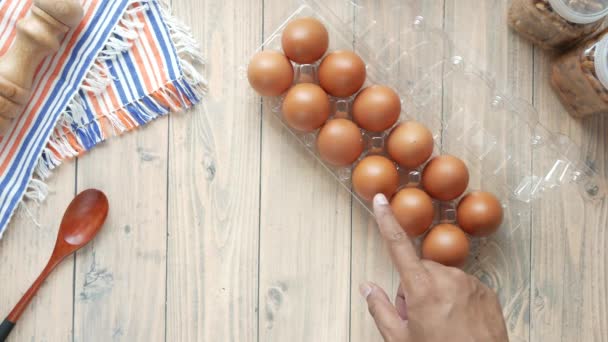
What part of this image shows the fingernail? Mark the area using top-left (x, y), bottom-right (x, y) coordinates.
top-left (359, 282), bottom-right (373, 299)
top-left (373, 193), bottom-right (388, 206)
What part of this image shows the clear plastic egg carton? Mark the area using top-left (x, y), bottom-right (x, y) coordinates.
top-left (246, 0), bottom-right (606, 243)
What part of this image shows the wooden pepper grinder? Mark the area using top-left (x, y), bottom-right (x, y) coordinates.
top-left (0, 0), bottom-right (84, 136)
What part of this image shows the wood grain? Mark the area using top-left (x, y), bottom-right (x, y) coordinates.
top-left (349, 1), bottom-right (446, 341)
top-left (532, 42), bottom-right (608, 342)
top-left (350, 2), bottom-right (414, 341)
top-left (1, 0), bottom-right (608, 341)
top-left (444, 1), bottom-right (533, 341)
top-left (166, 0), bottom-right (262, 341)
top-left (0, 166), bottom-right (75, 342)
top-left (257, 1), bottom-right (351, 341)
top-left (73, 118), bottom-right (169, 341)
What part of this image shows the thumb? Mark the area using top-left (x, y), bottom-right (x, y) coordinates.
top-left (360, 282), bottom-right (409, 341)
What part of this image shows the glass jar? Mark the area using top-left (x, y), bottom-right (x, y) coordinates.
top-left (551, 28), bottom-right (608, 117)
top-left (508, 0), bottom-right (608, 50)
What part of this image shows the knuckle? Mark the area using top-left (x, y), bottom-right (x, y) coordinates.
top-left (410, 290), bottom-right (440, 308)
top-left (388, 230), bottom-right (407, 243)
top-left (421, 259), bottom-right (440, 269)
top-left (436, 265), bottom-right (469, 283)
top-left (414, 270), bottom-right (433, 286)
top-left (406, 271), bottom-right (433, 296)
top-left (428, 289), bottom-right (443, 303)
top-left (451, 268), bottom-right (469, 281)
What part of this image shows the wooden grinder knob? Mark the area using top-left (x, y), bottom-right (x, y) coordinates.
top-left (0, 0), bottom-right (84, 136)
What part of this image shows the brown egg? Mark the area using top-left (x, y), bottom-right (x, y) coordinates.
top-left (281, 17), bottom-right (329, 64)
top-left (318, 50), bottom-right (366, 98)
top-left (457, 191), bottom-right (503, 237)
top-left (282, 83), bottom-right (330, 132)
top-left (247, 50), bottom-right (294, 96)
top-left (387, 121), bottom-right (434, 169)
top-left (422, 224), bottom-right (470, 267)
top-left (353, 85), bottom-right (401, 132)
top-left (421, 155), bottom-right (469, 201)
top-left (352, 155), bottom-right (399, 201)
top-left (316, 119), bottom-right (364, 166)
top-left (390, 188), bottom-right (434, 237)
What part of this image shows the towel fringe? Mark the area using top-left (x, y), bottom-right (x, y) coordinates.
top-left (2, 0), bottom-right (205, 239)
top-left (23, 179), bottom-right (49, 204)
top-left (6, 178), bottom-right (48, 238)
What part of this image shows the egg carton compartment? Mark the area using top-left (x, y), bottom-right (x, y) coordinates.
top-left (246, 0), bottom-right (606, 264)
top-left (410, 58), bottom-right (605, 202)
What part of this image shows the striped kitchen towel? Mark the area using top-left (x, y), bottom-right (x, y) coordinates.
top-left (0, 0), bottom-right (205, 238)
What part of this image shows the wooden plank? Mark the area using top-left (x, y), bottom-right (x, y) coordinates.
top-left (165, 0), bottom-right (262, 341)
top-left (72, 119), bottom-right (168, 341)
top-left (349, 1), bottom-right (445, 341)
top-left (443, 1), bottom-right (533, 341)
top-left (531, 45), bottom-right (608, 342)
top-left (3, 2), bottom-right (608, 341)
top-left (0, 166), bottom-right (75, 342)
top-left (257, 1), bottom-right (351, 341)
top-left (349, 2), bottom-right (415, 342)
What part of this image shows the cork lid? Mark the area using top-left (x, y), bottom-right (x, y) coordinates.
top-left (34, 0), bottom-right (84, 28)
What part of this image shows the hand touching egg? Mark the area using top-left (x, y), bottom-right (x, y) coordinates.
top-left (248, 16), bottom-right (505, 268)
top-left (352, 156), bottom-right (399, 201)
top-left (390, 188), bottom-right (434, 237)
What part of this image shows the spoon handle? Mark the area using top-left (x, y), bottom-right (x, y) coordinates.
top-left (0, 319), bottom-right (14, 341)
top-left (0, 257), bottom-right (60, 341)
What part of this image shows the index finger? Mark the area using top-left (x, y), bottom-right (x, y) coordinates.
top-left (373, 193), bottom-right (431, 295)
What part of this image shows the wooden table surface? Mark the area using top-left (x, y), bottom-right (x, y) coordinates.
top-left (1, 0), bottom-right (607, 341)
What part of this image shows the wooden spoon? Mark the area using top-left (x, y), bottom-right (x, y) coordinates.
top-left (0, 189), bottom-right (109, 341)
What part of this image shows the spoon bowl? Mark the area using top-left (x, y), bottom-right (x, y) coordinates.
top-left (59, 189), bottom-right (109, 248)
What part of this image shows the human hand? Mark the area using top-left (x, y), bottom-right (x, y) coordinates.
top-left (360, 193), bottom-right (509, 342)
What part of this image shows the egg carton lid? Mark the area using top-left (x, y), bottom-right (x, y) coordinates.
top-left (248, 0), bottom-right (606, 205)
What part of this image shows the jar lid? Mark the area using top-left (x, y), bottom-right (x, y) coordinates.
top-left (548, 0), bottom-right (608, 24)
top-left (594, 34), bottom-right (608, 89)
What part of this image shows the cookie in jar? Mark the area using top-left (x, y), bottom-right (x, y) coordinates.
top-left (551, 28), bottom-right (608, 117)
top-left (508, 0), bottom-right (608, 50)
